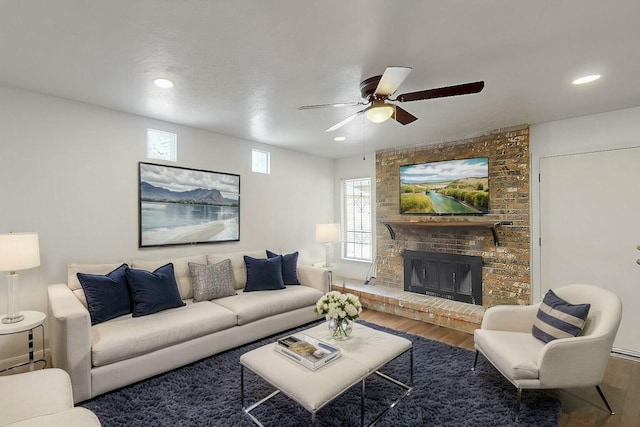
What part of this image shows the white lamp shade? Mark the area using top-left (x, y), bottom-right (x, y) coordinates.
top-left (316, 223), bottom-right (341, 243)
top-left (0, 232), bottom-right (41, 272)
top-left (365, 104), bottom-right (394, 123)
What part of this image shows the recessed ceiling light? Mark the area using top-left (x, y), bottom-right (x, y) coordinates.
top-left (153, 78), bottom-right (174, 88)
top-left (572, 74), bottom-right (601, 85)
top-left (334, 136), bottom-right (347, 142)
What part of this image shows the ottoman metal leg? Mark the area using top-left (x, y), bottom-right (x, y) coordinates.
top-left (368, 347), bottom-right (413, 426)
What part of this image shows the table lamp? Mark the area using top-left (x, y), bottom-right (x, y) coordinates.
top-left (316, 223), bottom-right (341, 268)
top-left (0, 232), bottom-right (40, 324)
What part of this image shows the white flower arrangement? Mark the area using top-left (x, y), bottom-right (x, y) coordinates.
top-left (315, 291), bottom-right (362, 321)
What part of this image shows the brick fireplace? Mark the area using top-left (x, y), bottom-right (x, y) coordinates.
top-left (363, 125), bottom-right (531, 332)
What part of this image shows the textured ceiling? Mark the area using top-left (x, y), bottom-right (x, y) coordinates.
top-left (1, 1), bottom-right (639, 158)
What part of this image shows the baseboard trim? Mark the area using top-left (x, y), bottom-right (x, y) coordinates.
top-left (611, 347), bottom-right (640, 361)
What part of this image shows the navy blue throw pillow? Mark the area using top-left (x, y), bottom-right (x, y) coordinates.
top-left (77, 264), bottom-right (132, 326)
top-left (126, 263), bottom-right (185, 317)
top-left (532, 289), bottom-right (591, 343)
top-left (243, 256), bottom-right (285, 292)
top-left (266, 250), bottom-right (300, 285)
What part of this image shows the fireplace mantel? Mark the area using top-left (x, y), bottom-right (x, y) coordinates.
top-left (382, 220), bottom-right (507, 246)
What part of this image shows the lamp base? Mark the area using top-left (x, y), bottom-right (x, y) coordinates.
top-left (324, 242), bottom-right (333, 269)
top-left (1, 313), bottom-right (24, 324)
top-left (4, 273), bottom-right (23, 324)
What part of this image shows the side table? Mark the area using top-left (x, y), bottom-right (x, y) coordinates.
top-left (0, 310), bottom-right (47, 373)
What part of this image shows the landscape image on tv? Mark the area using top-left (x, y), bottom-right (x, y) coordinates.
top-left (400, 157), bottom-right (489, 215)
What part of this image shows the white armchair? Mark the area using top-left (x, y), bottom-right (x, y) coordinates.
top-left (0, 368), bottom-right (101, 426)
top-left (473, 284), bottom-right (622, 420)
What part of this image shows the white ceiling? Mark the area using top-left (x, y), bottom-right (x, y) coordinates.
top-left (2, 1), bottom-right (639, 159)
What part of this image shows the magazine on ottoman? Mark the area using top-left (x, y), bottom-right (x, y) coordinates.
top-left (274, 334), bottom-right (341, 370)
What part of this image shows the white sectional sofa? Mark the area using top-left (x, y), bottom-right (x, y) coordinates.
top-left (47, 251), bottom-right (326, 403)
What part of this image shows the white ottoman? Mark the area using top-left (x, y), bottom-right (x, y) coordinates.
top-left (240, 322), bottom-right (413, 426)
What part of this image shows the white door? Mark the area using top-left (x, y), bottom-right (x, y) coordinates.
top-left (540, 147), bottom-right (640, 355)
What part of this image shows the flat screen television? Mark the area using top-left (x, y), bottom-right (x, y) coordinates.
top-left (400, 157), bottom-right (489, 215)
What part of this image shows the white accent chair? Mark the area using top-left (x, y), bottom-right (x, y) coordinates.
top-left (473, 284), bottom-right (622, 420)
top-left (0, 368), bottom-right (101, 426)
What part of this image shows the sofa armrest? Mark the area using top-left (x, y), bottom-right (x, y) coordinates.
top-left (297, 265), bottom-right (328, 293)
top-left (47, 284), bottom-right (93, 404)
top-left (480, 303), bottom-right (540, 333)
top-left (8, 408), bottom-right (102, 427)
top-left (538, 334), bottom-right (613, 388)
top-left (0, 368), bottom-right (73, 425)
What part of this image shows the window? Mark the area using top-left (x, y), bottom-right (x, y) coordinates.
top-left (342, 177), bottom-right (372, 261)
top-left (252, 149), bottom-right (270, 174)
top-left (146, 129), bottom-right (177, 161)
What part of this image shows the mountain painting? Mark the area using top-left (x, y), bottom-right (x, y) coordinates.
top-left (138, 162), bottom-right (240, 247)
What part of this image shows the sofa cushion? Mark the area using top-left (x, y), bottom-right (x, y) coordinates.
top-left (244, 255), bottom-right (285, 292)
top-left (90, 302), bottom-right (237, 367)
top-left (207, 251), bottom-right (265, 290)
top-left (126, 263), bottom-right (186, 317)
top-left (266, 250), bottom-right (300, 285)
top-left (68, 262), bottom-right (127, 307)
top-left (474, 330), bottom-right (544, 380)
top-left (532, 289), bottom-right (591, 343)
top-left (213, 285), bottom-right (323, 325)
top-left (188, 259), bottom-right (236, 302)
top-left (77, 263), bottom-right (132, 325)
top-left (131, 254), bottom-right (207, 300)
top-left (8, 408), bottom-right (102, 426)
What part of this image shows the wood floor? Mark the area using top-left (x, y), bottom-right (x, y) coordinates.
top-left (359, 309), bottom-right (640, 427)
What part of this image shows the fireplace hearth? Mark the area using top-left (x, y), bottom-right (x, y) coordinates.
top-left (403, 250), bottom-right (482, 305)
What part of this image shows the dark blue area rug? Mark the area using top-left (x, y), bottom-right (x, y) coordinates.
top-left (80, 320), bottom-right (560, 426)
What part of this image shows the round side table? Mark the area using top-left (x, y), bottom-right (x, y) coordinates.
top-left (0, 310), bottom-right (47, 373)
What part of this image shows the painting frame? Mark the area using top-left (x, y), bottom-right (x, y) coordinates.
top-left (399, 157), bottom-right (489, 215)
top-left (138, 162), bottom-right (240, 248)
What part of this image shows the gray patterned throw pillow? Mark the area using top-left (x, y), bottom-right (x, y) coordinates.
top-left (188, 260), bottom-right (236, 302)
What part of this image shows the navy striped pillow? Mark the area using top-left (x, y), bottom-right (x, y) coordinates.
top-left (532, 290), bottom-right (590, 343)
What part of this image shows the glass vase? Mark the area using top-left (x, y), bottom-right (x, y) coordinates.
top-left (328, 317), bottom-right (353, 340)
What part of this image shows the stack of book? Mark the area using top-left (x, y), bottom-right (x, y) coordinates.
top-left (274, 334), bottom-right (341, 370)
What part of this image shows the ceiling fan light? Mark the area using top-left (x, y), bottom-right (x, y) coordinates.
top-left (153, 78), bottom-right (174, 88)
top-left (365, 104), bottom-right (394, 123)
top-left (572, 74), bottom-right (601, 85)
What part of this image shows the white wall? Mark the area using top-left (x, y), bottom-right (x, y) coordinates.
top-left (530, 106), bottom-right (640, 301)
top-left (0, 85), bottom-right (334, 361)
top-left (333, 153), bottom-right (376, 283)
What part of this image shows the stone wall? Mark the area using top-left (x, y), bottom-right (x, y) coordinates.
top-left (375, 125), bottom-right (530, 307)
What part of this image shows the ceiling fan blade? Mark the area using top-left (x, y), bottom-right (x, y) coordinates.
top-left (374, 66), bottom-right (413, 97)
top-left (395, 81), bottom-right (485, 103)
top-left (325, 109), bottom-right (365, 132)
top-left (298, 101), bottom-right (365, 110)
top-left (392, 105), bottom-right (418, 125)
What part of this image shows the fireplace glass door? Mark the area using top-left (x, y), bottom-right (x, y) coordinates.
top-left (404, 250), bottom-right (482, 305)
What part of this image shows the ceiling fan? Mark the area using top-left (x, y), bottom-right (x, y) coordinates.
top-left (298, 67), bottom-right (485, 132)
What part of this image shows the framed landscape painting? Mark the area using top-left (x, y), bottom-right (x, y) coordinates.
top-left (138, 162), bottom-right (240, 247)
top-left (400, 157), bottom-right (489, 215)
